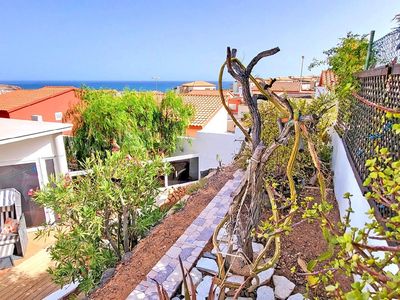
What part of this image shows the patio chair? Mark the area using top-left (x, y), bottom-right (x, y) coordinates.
top-left (0, 188), bottom-right (28, 265)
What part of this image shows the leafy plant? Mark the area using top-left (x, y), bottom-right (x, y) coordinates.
top-left (34, 152), bottom-right (167, 293)
top-left (299, 116), bottom-right (400, 299)
top-left (309, 32), bottom-right (372, 124)
top-left (309, 32), bottom-right (371, 98)
top-left (186, 178), bottom-right (208, 195)
top-left (64, 89), bottom-right (193, 163)
top-left (256, 94), bottom-right (335, 188)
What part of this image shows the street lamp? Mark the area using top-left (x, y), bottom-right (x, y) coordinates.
top-left (299, 55), bottom-right (304, 92)
top-left (152, 76), bottom-right (160, 91)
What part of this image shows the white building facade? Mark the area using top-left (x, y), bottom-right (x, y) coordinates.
top-left (0, 118), bottom-right (71, 227)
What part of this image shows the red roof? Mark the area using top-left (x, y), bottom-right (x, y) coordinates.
top-left (0, 86), bottom-right (76, 112)
top-left (252, 81), bottom-right (301, 93)
top-left (270, 81), bottom-right (301, 92)
top-left (181, 95), bottom-right (223, 127)
top-left (318, 70), bottom-right (337, 88)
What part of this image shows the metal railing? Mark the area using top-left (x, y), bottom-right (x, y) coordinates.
top-left (337, 64), bottom-right (400, 218)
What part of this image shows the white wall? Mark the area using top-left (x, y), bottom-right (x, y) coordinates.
top-left (331, 130), bottom-right (398, 274)
top-left (0, 133), bottom-right (68, 223)
top-left (191, 86), bottom-right (216, 91)
top-left (0, 133), bottom-right (68, 177)
top-left (331, 130), bottom-right (372, 229)
top-left (202, 107), bottom-right (228, 133)
top-left (174, 127), bottom-right (244, 173)
top-left (0, 135), bottom-right (54, 166)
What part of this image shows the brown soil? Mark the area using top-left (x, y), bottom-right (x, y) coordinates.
top-left (270, 187), bottom-right (352, 298)
top-left (90, 165), bottom-right (237, 300)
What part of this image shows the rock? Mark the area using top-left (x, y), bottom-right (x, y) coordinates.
top-left (121, 251), bottom-right (133, 263)
top-left (189, 267), bottom-right (203, 286)
top-left (288, 293), bottom-right (304, 300)
top-left (217, 227), bottom-right (228, 241)
top-left (252, 242), bottom-right (264, 254)
top-left (182, 267), bottom-right (203, 295)
top-left (226, 297), bottom-right (253, 300)
top-left (273, 275), bottom-right (296, 300)
top-left (196, 276), bottom-right (220, 299)
top-left (196, 257), bottom-right (219, 275)
top-left (171, 297), bottom-right (181, 300)
top-left (212, 242), bottom-right (230, 255)
top-left (251, 268), bottom-right (275, 286)
top-left (225, 275), bottom-right (245, 285)
top-left (196, 276), bottom-right (212, 298)
top-left (99, 268), bottom-right (115, 286)
top-left (257, 286), bottom-right (275, 300)
top-left (202, 251), bottom-right (217, 260)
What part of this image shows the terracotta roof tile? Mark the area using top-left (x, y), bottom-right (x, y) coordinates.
top-left (181, 95), bottom-right (223, 127)
top-left (270, 81), bottom-right (301, 92)
top-left (251, 81), bottom-right (301, 93)
top-left (319, 70), bottom-right (337, 88)
top-left (181, 80), bottom-right (216, 87)
top-left (186, 90), bottom-right (233, 97)
top-left (0, 86), bottom-right (76, 112)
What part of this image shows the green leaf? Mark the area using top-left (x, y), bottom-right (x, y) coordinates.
top-left (363, 177), bottom-right (371, 186)
top-left (369, 172), bottom-right (378, 179)
top-left (326, 285), bottom-right (337, 292)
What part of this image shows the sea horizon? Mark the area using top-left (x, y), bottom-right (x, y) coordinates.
top-left (0, 80), bottom-right (233, 92)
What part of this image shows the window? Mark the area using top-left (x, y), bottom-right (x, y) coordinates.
top-left (167, 157), bottom-right (199, 186)
top-left (55, 112), bottom-right (63, 121)
top-left (228, 103), bottom-right (238, 110)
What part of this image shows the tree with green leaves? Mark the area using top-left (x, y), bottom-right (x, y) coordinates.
top-left (309, 32), bottom-right (371, 99)
top-left (65, 89), bottom-right (193, 163)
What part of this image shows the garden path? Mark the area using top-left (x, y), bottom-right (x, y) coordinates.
top-left (127, 169), bottom-right (244, 299)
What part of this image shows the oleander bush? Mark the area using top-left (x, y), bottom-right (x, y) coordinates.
top-left (35, 152), bottom-right (168, 292)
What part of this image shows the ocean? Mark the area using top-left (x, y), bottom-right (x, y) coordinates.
top-left (1, 80), bottom-right (233, 92)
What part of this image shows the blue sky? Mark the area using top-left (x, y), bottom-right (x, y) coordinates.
top-left (0, 0), bottom-right (398, 81)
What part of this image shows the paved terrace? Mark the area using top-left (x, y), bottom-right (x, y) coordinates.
top-left (127, 169), bottom-right (244, 299)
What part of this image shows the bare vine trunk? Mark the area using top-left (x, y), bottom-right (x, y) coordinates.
top-left (222, 47), bottom-right (293, 270)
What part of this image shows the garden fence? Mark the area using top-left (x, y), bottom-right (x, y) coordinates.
top-left (336, 64), bottom-right (400, 218)
top-left (371, 29), bottom-right (400, 68)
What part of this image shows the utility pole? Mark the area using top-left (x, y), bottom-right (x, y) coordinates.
top-left (364, 30), bottom-right (375, 70)
top-left (152, 76), bottom-right (160, 91)
top-left (299, 55), bottom-right (304, 92)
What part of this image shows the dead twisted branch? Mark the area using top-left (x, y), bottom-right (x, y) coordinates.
top-left (213, 47), bottom-right (327, 292)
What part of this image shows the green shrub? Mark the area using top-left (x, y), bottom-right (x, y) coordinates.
top-left (65, 89), bottom-right (193, 163)
top-left (257, 94), bottom-right (335, 187)
top-left (34, 152), bottom-right (167, 293)
top-left (301, 115), bottom-right (400, 299)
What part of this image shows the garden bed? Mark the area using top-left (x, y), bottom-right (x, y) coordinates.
top-left (89, 164), bottom-right (238, 300)
top-left (267, 188), bottom-right (353, 298)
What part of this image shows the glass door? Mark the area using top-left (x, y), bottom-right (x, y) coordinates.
top-left (0, 163), bottom-right (46, 227)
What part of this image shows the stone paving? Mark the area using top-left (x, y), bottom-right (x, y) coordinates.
top-left (126, 170), bottom-right (243, 300)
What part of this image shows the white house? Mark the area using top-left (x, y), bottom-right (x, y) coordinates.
top-left (178, 81), bottom-right (216, 93)
top-left (0, 118), bottom-right (72, 228)
top-left (171, 94), bottom-right (244, 176)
